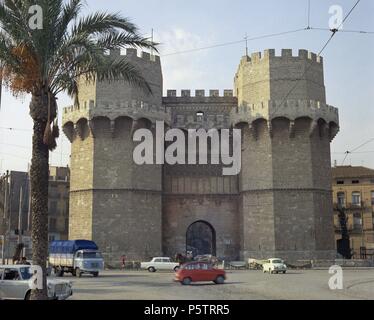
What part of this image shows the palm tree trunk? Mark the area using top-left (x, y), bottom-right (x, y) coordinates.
top-left (29, 90), bottom-right (51, 300)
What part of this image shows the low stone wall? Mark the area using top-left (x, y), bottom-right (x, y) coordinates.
top-left (285, 259), bottom-right (374, 268)
top-left (312, 259), bottom-right (374, 268)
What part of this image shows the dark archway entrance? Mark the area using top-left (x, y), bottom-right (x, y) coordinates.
top-left (186, 221), bottom-right (216, 257)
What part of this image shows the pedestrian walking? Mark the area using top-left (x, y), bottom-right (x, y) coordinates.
top-left (121, 255), bottom-right (126, 270)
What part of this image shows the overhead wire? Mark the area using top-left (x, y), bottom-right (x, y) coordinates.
top-left (268, 0), bottom-right (362, 119)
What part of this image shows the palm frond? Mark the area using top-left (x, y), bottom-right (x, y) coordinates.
top-left (96, 32), bottom-right (158, 52)
top-left (72, 12), bottom-right (137, 37)
top-left (55, 0), bottom-right (83, 43)
top-left (0, 0), bottom-right (157, 99)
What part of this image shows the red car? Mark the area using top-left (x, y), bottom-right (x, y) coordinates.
top-left (175, 261), bottom-right (226, 285)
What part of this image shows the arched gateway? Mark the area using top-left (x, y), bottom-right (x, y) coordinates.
top-left (186, 221), bottom-right (216, 257)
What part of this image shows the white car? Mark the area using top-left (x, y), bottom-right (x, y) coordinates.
top-left (262, 258), bottom-right (287, 274)
top-left (141, 257), bottom-right (180, 272)
top-left (0, 265), bottom-right (73, 300)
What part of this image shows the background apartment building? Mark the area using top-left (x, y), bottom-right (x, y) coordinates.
top-left (47, 166), bottom-right (70, 241)
top-left (332, 166), bottom-right (374, 259)
top-left (0, 166), bottom-right (69, 260)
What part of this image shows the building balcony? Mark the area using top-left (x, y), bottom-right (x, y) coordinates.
top-left (333, 201), bottom-right (368, 211)
top-left (334, 225), bottom-right (363, 234)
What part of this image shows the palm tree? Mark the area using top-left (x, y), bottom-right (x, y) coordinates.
top-left (0, 0), bottom-right (156, 299)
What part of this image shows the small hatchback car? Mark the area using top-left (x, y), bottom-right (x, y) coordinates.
top-left (175, 261), bottom-right (226, 285)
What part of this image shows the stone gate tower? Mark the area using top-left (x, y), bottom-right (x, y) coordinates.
top-left (232, 49), bottom-right (339, 260)
top-left (63, 48), bottom-right (339, 264)
top-left (62, 49), bottom-right (169, 262)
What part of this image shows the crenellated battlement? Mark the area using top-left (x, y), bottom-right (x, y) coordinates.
top-left (165, 89), bottom-right (234, 98)
top-left (236, 48), bottom-right (326, 106)
top-left (106, 48), bottom-right (161, 64)
top-left (62, 99), bottom-right (171, 126)
top-left (239, 49), bottom-right (323, 65)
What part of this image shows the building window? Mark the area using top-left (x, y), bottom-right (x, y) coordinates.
top-left (353, 213), bottom-right (362, 230)
top-left (49, 218), bottom-right (57, 231)
top-left (371, 191), bottom-right (374, 205)
top-left (337, 192), bottom-right (345, 208)
top-left (337, 180), bottom-right (344, 185)
top-left (352, 192), bottom-right (361, 206)
top-left (367, 233), bottom-right (374, 243)
top-left (48, 200), bottom-right (57, 215)
top-left (352, 180), bottom-right (359, 184)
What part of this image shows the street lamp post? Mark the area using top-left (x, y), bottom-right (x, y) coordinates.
top-left (1, 235), bottom-right (4, 264)
top-left (18, 186), bottom-right (23, 245)
top-left (2, 171), bottom-right (9, 264)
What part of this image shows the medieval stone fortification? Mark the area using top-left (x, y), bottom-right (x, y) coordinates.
top-left (63, 48), bottom-right (339, 265)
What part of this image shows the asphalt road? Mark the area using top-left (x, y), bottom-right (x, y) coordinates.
top-left (61, 269), bottom-right (374, 300)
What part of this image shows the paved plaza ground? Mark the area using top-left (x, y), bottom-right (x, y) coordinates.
top-left (64, 269), bottom-right (374, 300)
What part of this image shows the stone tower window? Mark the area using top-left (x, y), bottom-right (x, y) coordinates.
top-left (196, 111), bottom-right (204, 122)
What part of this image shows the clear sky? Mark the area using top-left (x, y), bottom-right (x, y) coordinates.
top-left (0, 0), bottom-right (373, 174)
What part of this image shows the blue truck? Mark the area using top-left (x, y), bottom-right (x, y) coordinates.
top-left (49, 240), bottom-right (104, 277)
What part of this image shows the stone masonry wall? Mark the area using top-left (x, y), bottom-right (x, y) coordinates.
top-left (235, 49), bottom-right (326, 106)
top-left (240, 123), bottom-right (275, 256)
top-left (93, 191), bottom-right (162, 265)
top-left (68, 127), bottom-right (94, 240)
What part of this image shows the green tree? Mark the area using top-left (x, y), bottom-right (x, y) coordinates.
top-left (0, 0), bottom-right (156, 299)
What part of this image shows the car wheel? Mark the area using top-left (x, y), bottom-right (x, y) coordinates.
top-left (214, 275), bottom-right (225, 284)
top-left (182, 277), bottom-right (192, 285)
top-left (148, 267), bottom-right (156, 273)
top-left (25, 291), bottom-right (31, 300)
top-left (93, 272), bottom-right (99, 277)
top-left (283, 271), bottom-right (286, 274)
top-left (76, 268), bottom-right (82, 278)
top-left (174, 266), bottom-right (180, 272)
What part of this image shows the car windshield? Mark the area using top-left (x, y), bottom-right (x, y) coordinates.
top-left (19, 267), bottom-right (32, 280)
top-left (83, 252), bottom-right (102, 259)
top-left (272, 260), bottom-right (283, 264)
